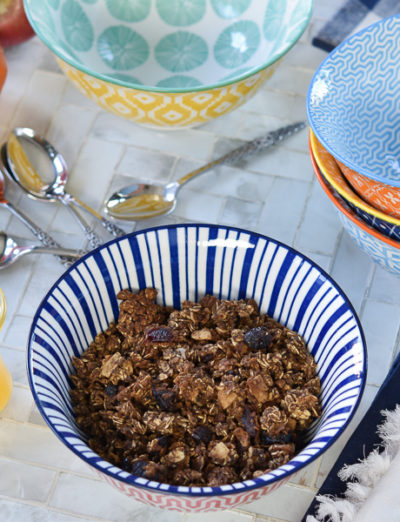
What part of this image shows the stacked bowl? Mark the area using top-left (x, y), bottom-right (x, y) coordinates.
top-left (307, 13), bottom-right (400, 276)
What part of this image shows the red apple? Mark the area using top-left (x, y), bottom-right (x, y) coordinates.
top-left (0, 0), bottom-right (35, 47)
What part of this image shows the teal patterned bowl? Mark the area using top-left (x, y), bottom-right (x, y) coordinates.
top-left (24, 0), bottom-right (313, 128)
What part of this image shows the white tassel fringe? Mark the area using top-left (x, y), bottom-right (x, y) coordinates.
top-left (306, 405), bottom-right (400, 522)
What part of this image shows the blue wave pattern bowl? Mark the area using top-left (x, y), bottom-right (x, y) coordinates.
top-left (27, 224), bottom-right (366, 511)
top-left (24, 0), bottom-right (312, 128)
top-left (307, 14), bottom-right (400, 187)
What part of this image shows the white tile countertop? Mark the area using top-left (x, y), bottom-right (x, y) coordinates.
top-left (1, 3), bottom-right (400, 522)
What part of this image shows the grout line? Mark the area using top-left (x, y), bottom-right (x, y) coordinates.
top-left (0, 493), bottom-right (114, 521)
top-left (309, 456), bottom-right (322, 490)
top-left (357, 263), bottom-right (376, 319)
top-left (45, 469), bottom-right (60, 507)
top-left (293, 175), bottom-right (314, 248)
top-left (0, 452), bottom-right (100, 481)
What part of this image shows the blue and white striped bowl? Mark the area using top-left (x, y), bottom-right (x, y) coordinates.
top-left (27, 224), bottom-right (367, 512)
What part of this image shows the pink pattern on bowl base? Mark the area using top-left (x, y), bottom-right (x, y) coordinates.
top-left (96, 468), bottom-right (289, 512)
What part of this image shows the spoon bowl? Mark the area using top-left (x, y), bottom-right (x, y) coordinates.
top-left (4, 128), bottom-right (125, 247)
top-left (0, 149), bottom-right (77, 266)
top-left (104, 122), bottom-right (305, 221)
top-left (106, 183), bottom-right (177, 220)
top-left (0, 231), bottom-right (81, 269)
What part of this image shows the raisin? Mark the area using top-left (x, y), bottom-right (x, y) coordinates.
top-left (105, 384), bottom-right (118, 397)
top-left (131, 459), bottom-right (149, 477)
top-left (201, 353), bottom-right (214, 363)
top-left (121, 456), bottom-right (131, 471)
top-left (146, 326), bottom-right (174, 342)
top-left (244, 326), bottom-right (272, 351)
top-left (241, 406), bottom-right (259, 438)
top-left (148, 435), bottom-right (172, 458)
top-left (192, 425), bottom-right (213, 444)
top-left (260, 431), bottom-right (292, 445)
top-left (158, 435), bottom-right (171, 448)
top-left (152, 388), bottom-right (177, 411)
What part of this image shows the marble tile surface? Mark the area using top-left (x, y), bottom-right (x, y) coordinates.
top-left (0, 2), bottom-right (399, 522)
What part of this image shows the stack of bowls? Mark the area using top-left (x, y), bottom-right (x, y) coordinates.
top-left (23, 0), bottom-right (312, 129)
top-left (307, 13), bottom-right (400, 276)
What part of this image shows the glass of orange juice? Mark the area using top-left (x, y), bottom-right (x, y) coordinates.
top-left (0, 288), bottom-right (12, 411)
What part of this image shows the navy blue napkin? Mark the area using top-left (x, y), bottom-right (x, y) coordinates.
top-left (302, 348), bottom-right (400, 520)
top-left (313, 0), bottom-right (400, 51)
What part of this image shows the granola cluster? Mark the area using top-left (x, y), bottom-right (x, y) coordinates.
top-left (70, 288), bottom-right (321, 487)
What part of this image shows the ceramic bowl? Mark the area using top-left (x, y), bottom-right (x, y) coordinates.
top-left (27, 224), bottom-right (366, 512)
top-left (337, 161), bottom-right (400, 220)
top-left (23, 0), bottom-right (312, 129)
top-left (310, 143), bottom-right (400, 277)
top-left (307, 14), bottom-right (400, 189)
top-left (309, 130), bottom-right (400, 242)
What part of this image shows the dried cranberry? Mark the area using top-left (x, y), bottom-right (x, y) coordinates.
top-left (192, 425), bottom-right (213, 444)
top-left (131, 459), bottom-right (149, 477)
top-left (241, 407), bottom-right (259, 438)
top-left (146, 326), bottom-right (174, 342)
top-left (152, 388), bottom-right (177, 411)
top-left (260, 431), bottom-right (292, 445)
top-left (244, 326), bottom-right (272, 351)
top-left (105, 384), bottom-right (118, 397)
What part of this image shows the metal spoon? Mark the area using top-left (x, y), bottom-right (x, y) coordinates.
top-left (104, 121), bottom-right (306, 221)
top-left (0, 149), bottom-right (78, 266)
top-left (3, 128), bottom-right (125, 248)
top-left (0, 230), bottom-right (81, 269)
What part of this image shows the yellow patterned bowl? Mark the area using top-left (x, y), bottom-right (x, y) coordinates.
top-left (24, 0), bottom-right (312, 129)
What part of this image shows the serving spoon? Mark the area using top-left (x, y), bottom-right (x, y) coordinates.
top-left (3, 128), bottom-right (125, 248)
top-left (104, 121), bottom-right (306, 221)
top-left (0, 230), bottom-right (82, 269)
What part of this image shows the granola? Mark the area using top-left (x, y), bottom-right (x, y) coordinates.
top-left (70, 288), bottom-right (321, 486)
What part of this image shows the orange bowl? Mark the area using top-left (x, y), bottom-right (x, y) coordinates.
top-left (338, 160), bottom-right (400, 220)
top-left (309, 137), bottom-right (400, 276)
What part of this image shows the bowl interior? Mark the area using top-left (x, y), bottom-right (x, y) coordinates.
top-left (24, 0), bottom-right (312, 91)
top-left (307, 14), bottom-right (400, 187)
top-left (28, 224), bottom-right (366, 496)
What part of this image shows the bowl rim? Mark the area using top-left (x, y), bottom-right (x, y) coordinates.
top-left (309, 130), bottom-right (400, 227)
top-left (306, 13), bottom-right (400, 188)
top-left (27, 222), bottom-right (367, 497)
top-left (23, 0), bottom-right (313, 94)
top-left (309, 136), bottom-right (400, 250)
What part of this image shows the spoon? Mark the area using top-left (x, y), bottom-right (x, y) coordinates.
top-left (0, 150), bottom-right (77, 266)
top-left (3, 128), bottom-right (126, 248)
top-left (104, 121), bottom-right (306, 221)
top-left (0, 230), bottom-right (82, 269)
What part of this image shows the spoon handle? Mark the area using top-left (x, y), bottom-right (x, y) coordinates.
top-left (69, 196), bottom-right (126, 237)
top-left (24, 245), bottom-right (82, 257)
top-left (60, 196), bottom-right (102, 250)
top-left (176, 121), bottom-right (306, 188)
top-left (0, 200), bottom-right (77, 266)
